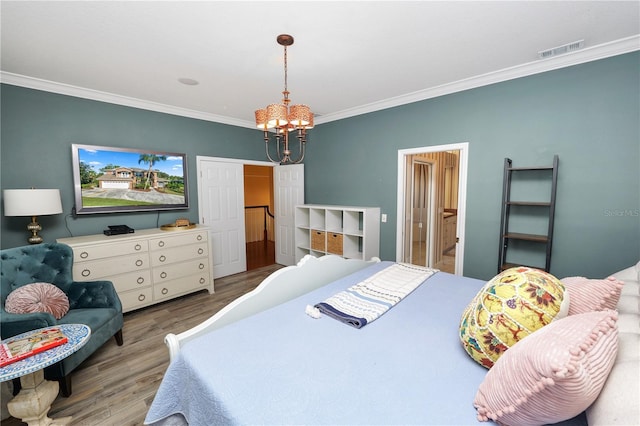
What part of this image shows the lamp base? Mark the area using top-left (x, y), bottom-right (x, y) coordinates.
top-left (27, 216), bottom-right (43, 244)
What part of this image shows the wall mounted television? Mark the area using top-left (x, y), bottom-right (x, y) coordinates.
top-left (71, 144), bottom-right (189, 215)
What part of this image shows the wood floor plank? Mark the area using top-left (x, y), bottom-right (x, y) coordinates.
top-left (1, 263), bottom-right (283, 426)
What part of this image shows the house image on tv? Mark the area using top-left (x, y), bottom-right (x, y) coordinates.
top-left (96, 167), bottom-right (161, 190)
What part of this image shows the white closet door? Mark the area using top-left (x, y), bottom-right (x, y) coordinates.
top-left (274, 164), bottom-right (304, 266)
top-left (199, 160), bottom-right (247, 278)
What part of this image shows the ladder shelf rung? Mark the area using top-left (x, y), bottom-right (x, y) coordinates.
top-left (507, 166), bottom-right (554, 171)
top-left (503, 232), bottom-right (549, 243)
top-left (507, 201), bottom-right (551, 206)
top-left (500, 262), bottom-right (546, 272)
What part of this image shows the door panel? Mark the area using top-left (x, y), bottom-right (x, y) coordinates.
top-left (200, 160), bottom-right (247, 278)
top-left (274, 164), bottom-right (304, 266)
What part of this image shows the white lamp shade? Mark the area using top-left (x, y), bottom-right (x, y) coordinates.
top-left (3, 189), bottom-right (63, 217)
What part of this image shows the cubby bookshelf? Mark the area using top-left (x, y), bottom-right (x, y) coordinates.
top-left (294, 205), bottom-right (380, 263)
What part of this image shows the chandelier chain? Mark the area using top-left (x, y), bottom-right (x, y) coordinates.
top-left (283, 45), bottom-right (289, 103)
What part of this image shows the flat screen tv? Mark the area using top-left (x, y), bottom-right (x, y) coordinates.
top-left (71, 144), bottom-right (189, 215)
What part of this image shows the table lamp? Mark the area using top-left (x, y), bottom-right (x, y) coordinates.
top-left (3, 188), bottom-right (63, 244)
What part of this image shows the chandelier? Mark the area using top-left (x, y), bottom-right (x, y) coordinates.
top-left (255, 34), bottom-right (313, 164)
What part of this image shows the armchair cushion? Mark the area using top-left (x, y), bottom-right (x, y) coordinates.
top-left (67, 280), bottom-right (123, 310)
top-left (5, 282), bottom-right (69, 319)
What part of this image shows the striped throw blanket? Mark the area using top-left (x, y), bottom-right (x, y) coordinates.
top-left (308, 263), bottom-right (438, 328)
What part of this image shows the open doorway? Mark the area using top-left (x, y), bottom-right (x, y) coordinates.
top-left (244, 165), bottom-right (275, 270)
top-left (396, 143), bottom-right (468, 275)
top-left (198, 156), bottom-right (303, 278)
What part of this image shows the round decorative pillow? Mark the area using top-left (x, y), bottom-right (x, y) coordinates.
top-left (459, 266), bottom-right (568, 368)
top-left (5, 282), bottom-right (70, 320)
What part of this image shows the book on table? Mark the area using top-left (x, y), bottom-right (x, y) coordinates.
top-left (0, 327), bottom-right (68, 368)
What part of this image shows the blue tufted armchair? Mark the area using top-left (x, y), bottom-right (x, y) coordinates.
top-left (0, 243), bottom-right (123, 396)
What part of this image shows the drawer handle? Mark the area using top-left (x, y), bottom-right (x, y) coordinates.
top-left (199, 263), bottom-right (205, 270)
top-left (199, 277), bottom-right (206, 284)
top-left (160, 272), bottom-right (167, 279)
top-left (196, 234), bottom-right (203, 241)
top-left (197, 248), bottom-right (204, 255)
top-left (81, 269), bottom-right (91, 277)
top-left (138, 294), bottom-right (146, 302)
top-left (135, 244), bottom-right (142, 251)
top-left (161, 288), bottom-right (168, 295)
top-left (159, 255), bottom-right (166, 262)
top-left (137, 276), bottom-right (145, 284)
top-left (136, 259), bottom-right (144, 267)
top-left (80, 251), bottom-right (89, 259)
top-left (158, 241), bottom-right (165, 247)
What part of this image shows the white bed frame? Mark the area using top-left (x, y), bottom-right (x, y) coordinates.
top-left (164, 255), bottom-right (381, 361)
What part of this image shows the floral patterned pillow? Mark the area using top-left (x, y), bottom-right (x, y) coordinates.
top-left (459, 266), bottom-right (569, 368)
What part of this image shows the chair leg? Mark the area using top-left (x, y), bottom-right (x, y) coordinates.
top-left (114, 329), bottom-right (123, 346)
top-left (12, 378), bottom-right (21, 396)
top-left (59, 375), bottom-right (72, 397)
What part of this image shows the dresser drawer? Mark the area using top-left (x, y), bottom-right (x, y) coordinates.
top-left (153, 272), bottom-right (210, 302)
top-left (110, 269), bottom-right (152, 293)
top-left (119, 287), bottom-right (153, 312)
top-left (152, 258), bottom-right (209, 283)
top-left (149, 231), bottom-right (208, 250)
top-left (73, 253), bottom-right (149, 280)
top-left (72, 240), bottom-right (148, 262)
top-left (150, 243), bottom-right (208, 267)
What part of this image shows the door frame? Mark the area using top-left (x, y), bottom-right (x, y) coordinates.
top-left (196, 156), bottom-right (275, 277)
top-left (395, 142), bottom-right (469, 275)
top-left (196, 156), bottom-right (304, 273)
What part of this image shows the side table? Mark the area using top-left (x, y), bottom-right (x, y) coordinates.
top-left (0, 324), bottom-right (91, 426)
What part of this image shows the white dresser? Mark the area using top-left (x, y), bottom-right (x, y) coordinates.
top-left (57, 226), bottom-right (214, 313)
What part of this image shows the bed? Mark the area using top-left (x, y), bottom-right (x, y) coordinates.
top-left (144, 255), bottom-right (633, 426)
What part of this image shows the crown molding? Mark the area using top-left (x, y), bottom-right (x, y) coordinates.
top-left (314, 35), bottom-right (640, 124)
top-left (1, 35), bottom-right (638, 128)
top-left (0, 72), bottom-right (255, 129)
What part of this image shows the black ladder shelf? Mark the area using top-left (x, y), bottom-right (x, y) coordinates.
top-left (498, 155), bottom-right (559, 273)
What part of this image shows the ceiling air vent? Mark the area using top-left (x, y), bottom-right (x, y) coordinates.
top-left (538, 40), bottom-right (585, 59)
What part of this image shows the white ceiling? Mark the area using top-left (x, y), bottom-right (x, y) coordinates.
top-left (1, 1), bottom-right (639, 129)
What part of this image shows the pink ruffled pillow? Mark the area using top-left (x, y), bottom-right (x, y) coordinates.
top-left (561, 276), bottom-right (624, 315)
top-left (474, 310), bottom-right (618, 426)
top-left (5, 282), bottom-right (70, 320)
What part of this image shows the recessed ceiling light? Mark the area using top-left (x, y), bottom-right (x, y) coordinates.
top-left (178, 78), bottom-right (199, 86)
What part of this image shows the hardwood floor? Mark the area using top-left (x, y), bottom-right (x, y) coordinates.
top-left (1, 263), bottom-right (283, 426)
top-left (246, 240), bottom-right (275, 270)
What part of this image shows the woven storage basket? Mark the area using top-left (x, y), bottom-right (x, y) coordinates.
top-left (327, 233), bottom-right (343, 255)
top-left (311, 230), bottom-right (326, 251)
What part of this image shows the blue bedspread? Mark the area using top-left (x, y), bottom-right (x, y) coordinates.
top-left (145, 262), bottom-right (588, 426)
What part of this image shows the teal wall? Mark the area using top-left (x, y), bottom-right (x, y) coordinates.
top-left (2, 52), bottom-right (639, 281)
top-left (302, 52), bottom-right (639, 280)
top-left (0, 86), bottom-right (262, 246)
